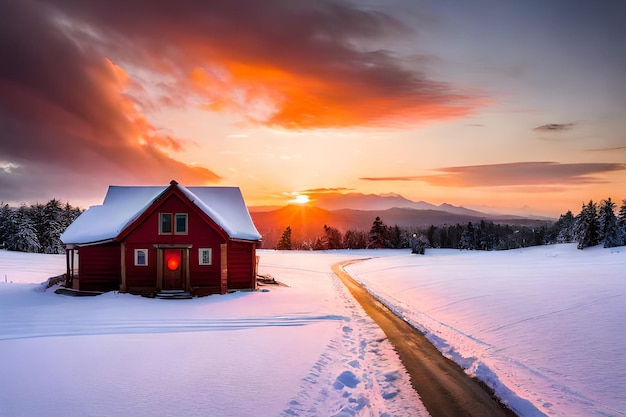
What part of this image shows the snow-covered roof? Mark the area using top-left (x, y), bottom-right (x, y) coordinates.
top-left (60, 182), bottom-right (261, 245)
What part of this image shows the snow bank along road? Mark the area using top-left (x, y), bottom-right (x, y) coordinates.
top-left (333, 260), bottom-right (517, 417)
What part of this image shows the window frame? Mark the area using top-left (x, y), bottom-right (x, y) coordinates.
top-left (159, 213), bottom-right (173, 235)
top-left (174, 213), bottom-right (188, 235)
top-left (134, 249), bottom-right (149, 266)
top-left (198, 248), bottom-right (212, 266)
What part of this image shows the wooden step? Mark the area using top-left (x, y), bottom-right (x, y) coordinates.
top-left (155, 290), bottom-right (192, 299)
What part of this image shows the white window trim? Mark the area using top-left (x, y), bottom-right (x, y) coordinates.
top-left (199, 248), bottom-right (212, 265)
top-left (134, 249), bottom-right (149, 266)
top-left (174, 213), bottom-right (188, 235)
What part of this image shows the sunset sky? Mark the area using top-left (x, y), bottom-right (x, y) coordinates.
top-left (1, 0), bottom-right (625, 217)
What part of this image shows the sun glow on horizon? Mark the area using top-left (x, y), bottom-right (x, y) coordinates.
top-left (288, 194), bottom-right (311, 205)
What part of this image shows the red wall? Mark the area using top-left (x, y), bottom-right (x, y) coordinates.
top-left (227, 241), bottom-right (257, 289)
top-left (123, 193), bottom-right (226, 290)
top-left (78, 243), bottom-right (121, 291)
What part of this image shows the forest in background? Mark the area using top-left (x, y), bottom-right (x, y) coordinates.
top-left (1, 197), bottom-right (625, 255)
top-left (273, 198), bottom-right (626, 253)
top-left (0, 200), bottom-right (82, 254)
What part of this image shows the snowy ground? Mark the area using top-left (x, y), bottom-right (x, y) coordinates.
top-left (346, 244), bottom-right (626, 417)
top-left (1, 245), bottom-right (624, 417)
top-left (0, 249), bottom-right (426, 417)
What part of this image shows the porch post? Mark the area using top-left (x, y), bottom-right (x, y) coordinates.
top-left (220, 243), bottom-right (228, 294)
top-left (120, 242), bottom-right (127, 293)
top-left (156, 249), bottom-right (163, 290)
top-left (252, 243), bottom-right (258, 290)
top-left (65, 248), bottom-right (71, 288)
top-left (184, 248), bottom-right (191, 292)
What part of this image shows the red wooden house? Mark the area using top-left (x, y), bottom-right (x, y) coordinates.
top-left (60, 180), bottom-right (262, 296)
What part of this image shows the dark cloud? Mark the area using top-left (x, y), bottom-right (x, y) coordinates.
top-left (360, 162), bottom-right (626, 187)
top-left (533, 123), bottom-right (575, 132)
top-left (0, 0), bottom-right (220, 204)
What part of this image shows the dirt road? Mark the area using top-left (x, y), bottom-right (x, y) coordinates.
top-left (332, 261), bottom-right (517, 417)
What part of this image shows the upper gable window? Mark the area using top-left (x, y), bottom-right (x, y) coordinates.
top-left (160, 213), bottom-right (172, 234)
top-left (175, 213), bottom-right (188, 234)
top-left (159, 213), bottom-right (188, 234)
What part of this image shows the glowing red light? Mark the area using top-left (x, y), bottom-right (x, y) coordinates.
top-left (167, 258), bottom-right (179, 270)
top-left (165, 250), bottom-right (181, 271)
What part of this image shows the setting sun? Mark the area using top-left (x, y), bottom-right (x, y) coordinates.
top-left (289, 194), bottom-right (310, 205)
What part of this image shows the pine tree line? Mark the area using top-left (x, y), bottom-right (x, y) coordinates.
top-left (573, 198), bottom-right (625, 249)
top-left (275, 216), bottom-right (420, 250)
top-left (274, 198), bottom-right (626, 252)
top-left (4, 197), bottom-right (625, 253)
top-left (0, 200), bottom-right (82, 254)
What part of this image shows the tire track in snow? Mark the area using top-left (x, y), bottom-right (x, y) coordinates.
top-left (0, 315), bottom-right (346, 341)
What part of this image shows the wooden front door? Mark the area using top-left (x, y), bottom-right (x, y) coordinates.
top-left (163, 249), bottom-right (183, 289)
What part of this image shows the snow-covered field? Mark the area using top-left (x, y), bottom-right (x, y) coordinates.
top-left (345, 244), bottom-right (626, 417)
top-left (1, 244), bottom-right (625, 417)
top-left (0, 249), bottom-right (425, 417)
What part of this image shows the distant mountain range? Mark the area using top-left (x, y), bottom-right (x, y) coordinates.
top-left (250, 193), bottom-right (553, 248)
top-left (252, 192), bottom-right (498, 214)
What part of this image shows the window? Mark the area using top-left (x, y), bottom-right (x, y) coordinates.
top-left (175, 213), bottom-right (188, 234)
top-left (159, 213), bottom-right (187, 234)
top-left (199, 248), bottom-right (212, 265)
top-left (160, 213), bottom-right (172, 234)
top-left (135, 249), bottom-right (148, 266)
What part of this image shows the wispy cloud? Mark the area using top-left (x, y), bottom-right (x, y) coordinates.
top-left (360, 162), bottom-right (626, 187)
top-left (533, 123), bottom-right (575, 132)
top-left (586, 146), bottom-right (626, 152)
top-left (302, 187), bottom-right (355, 194)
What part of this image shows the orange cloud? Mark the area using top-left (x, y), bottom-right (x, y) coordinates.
top-left (44, 0), bottom-right (486, 130)
top-left (185, 56), bottom-right (482, 129)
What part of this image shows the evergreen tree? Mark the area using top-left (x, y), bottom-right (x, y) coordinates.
top-left (323, 225), bottom-right (343, 250)
top-left (6, 205), bottom-right (40, 253)
top-left (618, 199), bottom-right (626, 245)
top-left (450, 224), bottom-right (464, 249)
top-left (312, 236), bottom-right (325, 250)
top-left (598, 198), bottom-right (622, 248)
top-left (459, 222), bottom-right (476, 250)
top-left (368, 216), bottom-right (388, 249)
top-left (41, 199), bottom-right (64, 254)
top-left (343, 229), bottom-right (367, 249)
top-left (28, 203), bottom-right (46, 253)
top-left (387, 225), bottom-right (404, 249)
top-left (574, 200), bottom-right (599, 249)
top-left (61, 202), bottom-right (82, 229)
top-left (0, 203), bottom-right (17, 249)
top-left (555, 210), bottom-right (576, 243)
top-left (426, 225), bottom-right (438, 248)
top-left (477, 220), bottom-right (498, 250)
top-left (275, 226), bottom-right (292, 250)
